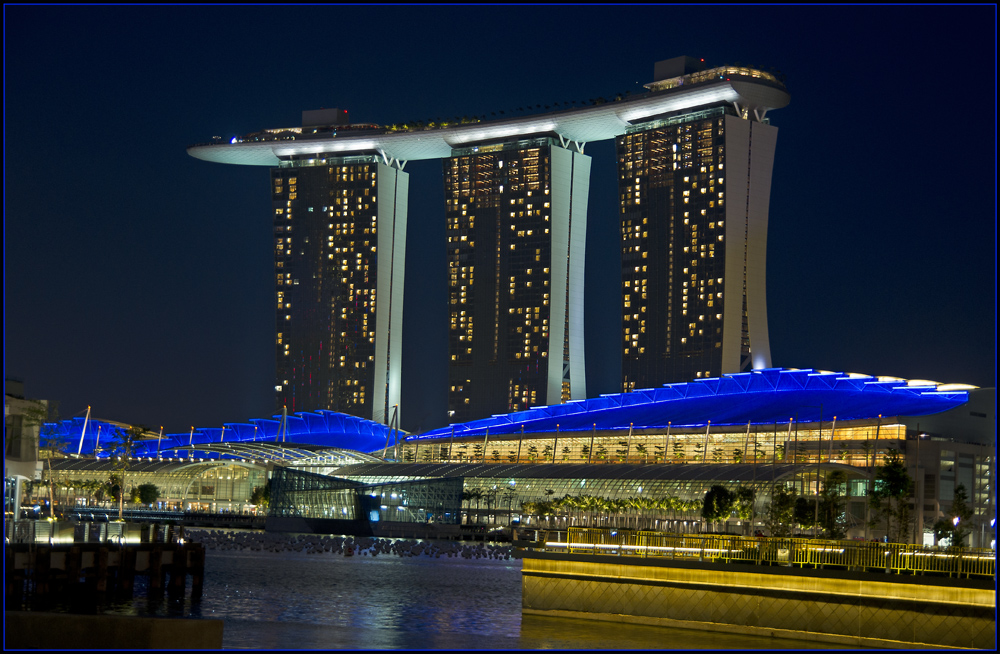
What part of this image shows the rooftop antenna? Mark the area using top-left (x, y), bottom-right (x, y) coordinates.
top-left (76, 405), bottom-right (91, 455)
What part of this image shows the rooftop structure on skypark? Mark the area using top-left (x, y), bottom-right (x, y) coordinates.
top-left (187, 60), bottom-right (789, 167)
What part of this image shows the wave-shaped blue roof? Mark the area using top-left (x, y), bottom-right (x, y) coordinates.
top-left (45, 410), bottom-right (394, 459)
top-left (414, 369), bottom-right (969, 439)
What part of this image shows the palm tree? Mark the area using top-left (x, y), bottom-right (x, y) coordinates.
top-left (111, 425), bottom-right (144, 520)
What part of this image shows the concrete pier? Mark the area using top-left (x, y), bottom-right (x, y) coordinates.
top-left (5, 612), bottom-right (223, 649)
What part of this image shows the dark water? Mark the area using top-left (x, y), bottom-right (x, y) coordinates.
top-left (107, 547), bottom-right (844, 650)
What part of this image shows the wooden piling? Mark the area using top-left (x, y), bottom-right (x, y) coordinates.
top-left (190, 546), bottom-right (205, 600)
top-left (168, 545), bottom-right (188, 598)
top-left (148, 546), bottom-right (164, 593)
top-left (119, 547), bottom-right (137, 597)
top-left (66, 546), bottom-right (82, 587)
top-left (35, 547), bottom-right (52, 601)
top-left (95, 547), bottom-right (109, 594)
top-left (6, 541), bottom-right (205, 607)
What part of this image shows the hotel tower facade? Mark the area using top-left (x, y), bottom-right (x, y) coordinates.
top-left (188, 57), bottom-right (789, 426)
top-left (444, 139), bottom-right (589, 422)
top-left (618, 56), bottom-right (781, 388)
top-left (268, 109), bottom-right (407, 425)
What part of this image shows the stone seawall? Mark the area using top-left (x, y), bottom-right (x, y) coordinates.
top-left (521, 552), bottom-right (995, 649)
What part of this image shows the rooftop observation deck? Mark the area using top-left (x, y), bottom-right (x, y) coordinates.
top-left (187, 65), bottom-right (790, 167)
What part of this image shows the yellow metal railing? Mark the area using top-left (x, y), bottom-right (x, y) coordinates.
top-left (558, 528), bottom-right (996, 579)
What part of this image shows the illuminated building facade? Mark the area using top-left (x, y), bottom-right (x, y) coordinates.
top-left (445, 138), bottom-right (589, 422)
top-left (619, 57), bottom-right (784, 389)
top-left (271, 110), bottom-right (407, 423)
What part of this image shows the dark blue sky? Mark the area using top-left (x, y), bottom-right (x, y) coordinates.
top-left (5, 6), bottom-right (996, 434)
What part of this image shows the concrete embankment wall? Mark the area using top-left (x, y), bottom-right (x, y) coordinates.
top-left (521, 552), bottom-right (995, 649)
top-left (5, 612), bottom-right (223, 649)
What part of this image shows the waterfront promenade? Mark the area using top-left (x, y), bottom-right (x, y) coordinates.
top-left (522, 528), bottom-right (996, 649)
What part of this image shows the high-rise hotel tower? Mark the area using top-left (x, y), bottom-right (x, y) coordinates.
top-left (229, 108), bottom-right (407, 424)
top-left (187, 57), bottom-right (787, 425)
top-left (618, 57), bottom-right (787, 388)
top-left (444, 139), bottom-right (589, 423)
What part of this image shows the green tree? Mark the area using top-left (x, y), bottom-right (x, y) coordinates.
top-left (672, 441), bottom-right (685, 463)
top-left (701, 485), bottom-right (735, 532)
top-left (250, 480), bottom-right (271, 512)
top-left (465, 488), bottom-right (484, 523)
top-left (110, 425), bottom-right (145, 520)
top-left (933, 484), bottom-right (974, 547)
top-left (818, 470), bottom-right (848, 539)
top-left (764, 485), bottom-right (796, 537)
top-left (868, 449), bottom-right (914, 542)
top-left (794, 496), bottom-right (818, 531)
top-left (135, 483), bottom-right (160, 506)
top-left (735, 486), bottom-right (756, 534)
top-left (595, 444), bottom-right (608, 461)
top-left (635, 443), bottom-right (648, 463)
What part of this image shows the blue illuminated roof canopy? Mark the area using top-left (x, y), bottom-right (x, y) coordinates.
top-left (45, 410), bottom-right (395, 459)
top-left (415, 369), bottom-right (970, 440)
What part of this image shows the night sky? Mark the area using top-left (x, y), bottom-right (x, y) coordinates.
top-left (5, 6), bottom-right (995, 435)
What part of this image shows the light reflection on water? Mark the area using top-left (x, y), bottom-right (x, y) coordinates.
top-left (115, 548), bottom-right (842, 650)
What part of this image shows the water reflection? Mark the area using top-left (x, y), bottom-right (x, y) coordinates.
top-left (105, 547), bottom-right (843, 649)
